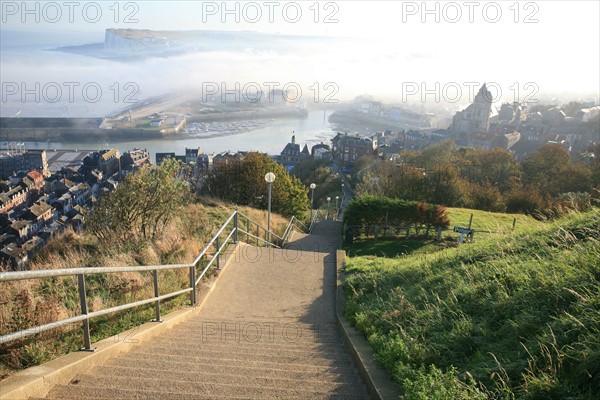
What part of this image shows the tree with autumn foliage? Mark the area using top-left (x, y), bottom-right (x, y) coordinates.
top-left (87, 158), bottom-right (190, 243)
top-left (205, 152), bottom-right (309, 219)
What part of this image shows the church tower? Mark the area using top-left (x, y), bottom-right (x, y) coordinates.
top-left (450, 84), bottom-right (494, 134)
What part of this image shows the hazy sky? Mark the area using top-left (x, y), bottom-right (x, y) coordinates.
top-left (1, 0), bottom-right (599, 115)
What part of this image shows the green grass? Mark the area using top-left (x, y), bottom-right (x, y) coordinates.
top-left (447, 207), bottom-right (544, 234)
top-left (344, 207), bottom-right (544, 258)
top-left (344, 238), bottom-right (449, 258)
top-left (344, 208), bottom-right (600, 399)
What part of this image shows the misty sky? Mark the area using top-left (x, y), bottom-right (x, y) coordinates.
top-left (1, 1), bottom-right (599, 116)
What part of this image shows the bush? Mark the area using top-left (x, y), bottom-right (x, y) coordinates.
top-left (87, 158), bottom-right (189, 243)
top-left (506, 188), bottom-right (545, 215)
top-left (469, 183), bottom-right (505, 212)
top-left (344, 195), bottom-right (450, 236)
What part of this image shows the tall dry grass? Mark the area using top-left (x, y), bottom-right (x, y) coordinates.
top-left (0, 198), bottom-right (290, 379)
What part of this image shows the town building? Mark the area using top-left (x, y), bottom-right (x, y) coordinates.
top-left (98, 149), bottom-right (121, 176)
top-left (331, 132), bottom-right (378, 164)
top-left (0, 149), bottom-right (49, 179)
top-left (280, 135), bottom-right (310, 168)
top-left (450, 84), bottom-right (495, 134)
top-left (121, 148), bottom-right (150, 169)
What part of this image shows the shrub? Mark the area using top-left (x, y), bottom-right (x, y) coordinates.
top-left (469, 183), bottom-right (505, 212)
top-left (505, 188), bottom-right (545, 215)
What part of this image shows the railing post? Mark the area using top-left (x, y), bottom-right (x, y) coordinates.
top-left (256, 224), bottom-right (260, 246)
top-left (233, 212), bottom-right (238, 244)
top-left (77, 274), bottom-right (94, 351)
top-left (189, 265), bottom-right (196, 306)
top-left (246, 217), bottom-right (250, 242)
top-left (152, 269), bottom-right (162, 322)
top-left (215, 237), bottom-right (221, 269)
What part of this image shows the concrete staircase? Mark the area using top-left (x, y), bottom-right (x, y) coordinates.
top-left (37, 222), bottom-right (370, 399)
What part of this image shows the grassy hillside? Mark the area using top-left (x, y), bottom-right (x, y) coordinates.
top-left (344, 207), bottom-right (544, 258)
top-left (344, 208), bottom-right (600, 399)
top-left (0, 199), bottom-right (289, 379)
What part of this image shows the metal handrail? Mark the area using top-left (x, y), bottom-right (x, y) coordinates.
top-left (281, 216), bottom-right (310, 245)
top-left (236, 212), bottom-right (284, 242)
top-left (0, 211), bottom-right (240, 349)
top-left (237, 229), bottom-right (282, 249)
top-left (309, 208), bottom-right (324, 233)
top-left (0, 208), bottom-right (309, 350)
top-left (0, 263), bottom-right (193, 282)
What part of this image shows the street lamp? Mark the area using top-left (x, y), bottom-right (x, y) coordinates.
top-left (335, 195), bottom-right (339, 220)
top-left (309, 183), bottom-right (316, 223)
top-left (265, 172), bottom-right (276, 244)
top-left (327, 196), bottom-right (331, 220)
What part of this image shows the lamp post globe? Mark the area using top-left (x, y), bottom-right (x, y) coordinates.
top-left (265, 172), bottom-right (276, 244)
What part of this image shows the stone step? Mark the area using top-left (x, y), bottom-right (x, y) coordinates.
top-left (149, 336), bottom-right (353, 357)
top-left (178, 321), bottom-right (342, 340)
top-left (65, 370), bottom-right (366, 396)
top-left (165, 325), bottom-right (343, 345)
top-left (105, 356), bottom-right (360, 382)
top-left (183, 317), bottom-right (340, 332)
top-left (117, 350), bottom-right (356, 372)
top-left (48, 379), bottom-right (369, 400)
top-left (159, 329), bottom-right (345, 349)
top-left (128, 343), bottom-right (353, 365)
top-left (92, 365), bottom-right (365, 393)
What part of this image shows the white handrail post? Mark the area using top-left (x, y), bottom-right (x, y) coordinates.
top-left (233, 211), bottom-right (238, 244)
top-left (77, 274), bottom-right (94, 351)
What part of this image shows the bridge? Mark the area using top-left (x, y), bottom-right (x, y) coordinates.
top-left (1, 213), bottom-right (399, 399)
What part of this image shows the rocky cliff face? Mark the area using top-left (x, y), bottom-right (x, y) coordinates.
top-left (104, 29), bottom-right (168, 53)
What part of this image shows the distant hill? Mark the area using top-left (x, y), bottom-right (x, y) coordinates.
top-left (55, 28), bottom-right (332, 60)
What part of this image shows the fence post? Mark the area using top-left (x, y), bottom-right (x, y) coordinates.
top-left (256, 225), bottom-right (260, 246)
top-left (246, 217), bottom-right (250, 242)
top-left (215, 237), bottom-right (221, 269)
top-left (189, 265), bottom-right (196, 306)
top-left (512, 218), bottom-right (517, 231)
top-left (468, 213), bottom-right (473, 230)
top-left (77, 274), bottom-right (94, 351)
top-left (152, 269), bottom-right (162, 322)
top-left (233, 212), bottom-right (238, 244)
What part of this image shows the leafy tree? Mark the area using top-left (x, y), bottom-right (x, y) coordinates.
top-left (587, 143), bottom-right (600, 196)
top-left (522, 144), bottom-right (570, 195)
top-left (410, 139), bottom-right (456, 167)
top-left (205, 152), bottom-right (309, 219)
top-left (468, 182), bottom-right (505, 212)
top-left (428, 164), bottom-right (469, 206)
top-left (554, 164), bottom-right (592, 194)
top-left (476, 148), bottom-right (521, 192)
top-left (87, 158), bottom-right (189, 243)
top-left (291, 158), bottom-right (342, 208)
